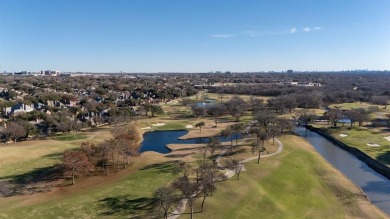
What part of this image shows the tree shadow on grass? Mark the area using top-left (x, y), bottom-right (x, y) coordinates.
top-left (165, 153), bottom-right (194, 158)
top-left (0, 165), bottom-right (61, 197)
top-left (99, 196), bottom-right (156, 218)
top-left (223, 148), bottom-right (247, 157)
top-left (376, 151), bottom-right (390, 166)
top-left (208, 147), bottom-right (246, 161)
top-left (139, 161), bottom-right (177, 173)
top-left (42, 152), bottom-right (64, 160)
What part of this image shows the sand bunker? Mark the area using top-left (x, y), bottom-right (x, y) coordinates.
top-left (339, 134), bottom-right (348, 137)
top-left (167, 100), bottom-right (179, 105)
top-left (185, 125), bottom-right (194, 128)
top-left (367, 143), bottom-right (381, 147)
top-left (152, 123), bottom-right (166, 127)
top-left (384, 136), bottom-right (390, 142)
top-left (141, 127), bottom-right (152, 130)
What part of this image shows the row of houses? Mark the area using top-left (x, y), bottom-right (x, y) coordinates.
top-left (3, 103), bottom-right (40, 116)
top-left (278, 81), bottom-right (322, 87)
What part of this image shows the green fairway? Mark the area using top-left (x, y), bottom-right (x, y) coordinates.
top-left (182, 135), bottom-right (383, 218)
top-left (53, 133), bottom-right (88, 141)
top-left (152, 122), bottom-right (187, 131)
top-left (0, 162), bottom-right (177, 219)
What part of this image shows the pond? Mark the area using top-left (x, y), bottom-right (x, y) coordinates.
top-left (295, 126), bottom-right (390, 215)
top-left (195, 98), bottom-right (216, 108)
top-left (139, 130), bottom-right (239, 154)
top-left (338, 118), bottom-right (352, 124)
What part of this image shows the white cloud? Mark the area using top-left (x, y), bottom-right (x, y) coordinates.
top-left (290, 28), bottom-right (297, 34)
top-left (211, 26), bottom-right (322, 38)
top-left (210, 34), bottom-right (234, 38)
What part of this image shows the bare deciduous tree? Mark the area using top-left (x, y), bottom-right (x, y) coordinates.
top-left (207, 137), bottom-right (220, 159)
top-left (297, 109), bottom-right (316, 128)
top-left (63, 150), bottom-right (94, 185)
top-left (230, 159), bottom-right (243, 180)
top-left (199, 174), bottom-right (215, 212)
top-left (250, 127), bottom-right (268, 163)
top-left (207, 104), bottom-right (225, 127)
top-left (154, 186), bottom-right (177, 219)
top-left (224, 95), bottom-right (248, 121)
top-left (4, 122), bottom-right (27, 143)
top-left (173, 176), bottom-right (198, 219)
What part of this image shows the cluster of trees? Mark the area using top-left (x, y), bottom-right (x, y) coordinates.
top-left (208, 73), bottom-right (390, 107)
top-left (0, 102), bottom-right (163, 143)
top-left (0, 121), bottom-right (29, 143)
top-left (62, 126), bottom-right (139, 185)
top-left (10, 110), bottom-right (90, 139)
top-left (324, 108), bottom-right (370, 127)
top-left (267, 92), bottom-right (324, 114)
top-left (250, 110), bottom-right (292, 163)
top-left (191, 95), bottom-right (250, 125)
top-left (154, 156), bottom-right (223, 218)
top-left (296, 107), bottom-right (375, 128)
top-left (137, 104), bottom-right (164, 117)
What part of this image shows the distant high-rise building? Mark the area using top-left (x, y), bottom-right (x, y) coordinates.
top-left (44, 70), bottom-right (60, 76)
top-left (287, 69), bottom-right (293, 74)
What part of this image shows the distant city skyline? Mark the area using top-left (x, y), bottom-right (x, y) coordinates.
top-left (1, 0), bottom-right (389, 72)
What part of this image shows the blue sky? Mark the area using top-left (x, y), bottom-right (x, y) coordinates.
top-left (0, 0), bottom-right (389, 72)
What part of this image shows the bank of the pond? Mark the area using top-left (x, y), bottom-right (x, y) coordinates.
top-left (139, 130), bottom-right (239, 154)
top-left (307, 125), bottom-right (390, 180)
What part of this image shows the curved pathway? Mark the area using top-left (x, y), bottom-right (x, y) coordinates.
top-left (168, 138), bottom-right (284, 219)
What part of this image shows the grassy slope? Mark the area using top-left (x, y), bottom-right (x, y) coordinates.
top-left (0, 129), bottom-right (112, 180)
top-left (0, 161), bottom-right (176, 218)
top-left (182, 135), bottom-right (385, 219)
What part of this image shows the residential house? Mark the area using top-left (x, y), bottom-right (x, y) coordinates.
top-left (4, 103), bottom-right (34, 116)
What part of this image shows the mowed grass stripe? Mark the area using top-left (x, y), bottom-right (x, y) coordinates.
top-left (184, 136), bottom-right (368, 219)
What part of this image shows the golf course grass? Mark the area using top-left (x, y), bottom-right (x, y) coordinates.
top-left (0, 94), bottom-right (388, 219)
top-left (0, 161), bottom-right (177, 218)
top-left (321, 126), bottom-right (390, 166)
top-left (0, 134), bottom-right (386, 218)
top-left (53, 133), bottom-right (88, 141)
top-left (0, 129), bottom-right (112, 180)
top-left (183, 135), bottom-right (385, 218)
